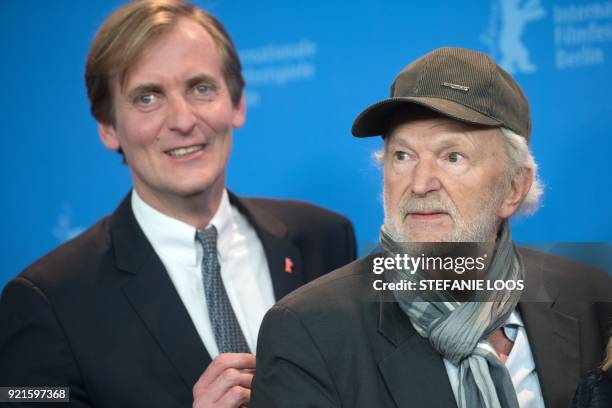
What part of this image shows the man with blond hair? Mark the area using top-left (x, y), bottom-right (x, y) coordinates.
top-left (0, 1), bottom-right (355, 407)
top-left (251, 47), bottom-right (612, 408)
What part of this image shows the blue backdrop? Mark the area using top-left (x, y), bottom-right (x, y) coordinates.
top-left (1, 0), bottom-right (611, 288)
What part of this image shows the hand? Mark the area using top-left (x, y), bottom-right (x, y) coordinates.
top-left (192, 353), bottom-right (256, 408)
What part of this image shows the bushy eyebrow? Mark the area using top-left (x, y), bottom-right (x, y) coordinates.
top-left (127, 83), bottom-right (163, 100)
top-left (432, 138), bottom-right (471, 152)
top-left (186, 74), bottom-right (220, 90)
top-left (126, 74), bottom-right (221, 100)
top-left (386, 136), bottom-right (412, 152)
top-left (387, 133), bottom-right (477, 154)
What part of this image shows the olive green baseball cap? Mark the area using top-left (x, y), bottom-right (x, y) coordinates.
top-left (351, 47), bottom-right (531, 142)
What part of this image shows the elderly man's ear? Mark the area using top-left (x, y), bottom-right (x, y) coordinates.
top-left (497, 168), bottom-right (534, 219)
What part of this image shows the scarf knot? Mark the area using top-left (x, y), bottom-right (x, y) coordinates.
top-left (380, 223), bottom-right (524, 408)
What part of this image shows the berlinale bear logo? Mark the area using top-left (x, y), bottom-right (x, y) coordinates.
top-left (482, 0), bottom-right (547, 74)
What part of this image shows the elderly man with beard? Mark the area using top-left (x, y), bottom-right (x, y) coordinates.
top-left (250, 47), bottom-right (612, 408)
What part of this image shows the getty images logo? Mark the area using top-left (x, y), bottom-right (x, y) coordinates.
top-left (482, 0), bottom-right (547, 74)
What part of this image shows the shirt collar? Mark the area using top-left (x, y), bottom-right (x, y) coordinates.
top-left (131, 189), bottom-right (234, 267)
top-left (507, 309), bottom-right (524, 327)
top-left (207, 190), bottom-right (233, 262)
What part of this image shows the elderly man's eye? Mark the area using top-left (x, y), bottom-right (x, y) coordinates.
top-left (447, 152), bottom-right (465, 163)
top-left (394, 151), bottom-right (410, 161)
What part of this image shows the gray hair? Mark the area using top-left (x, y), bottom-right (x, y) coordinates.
top-left (373, 127), bottom-right (543, 217)
top-left (498, 127), bottom-right (543, 216)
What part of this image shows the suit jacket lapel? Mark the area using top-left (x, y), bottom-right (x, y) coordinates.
top-left (108, 190), bottom-right (309, 395)
top-left (377, 298), bottom-right (457, 408)
top-left (519, 252), bottom-right (580, 408)
top-left (228, 192), bottom-right (305, 301)
top-left (111, 193), bottom-right (212, 392)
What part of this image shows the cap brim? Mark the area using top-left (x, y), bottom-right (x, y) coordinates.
top-left (351, 97), bottom-right (503, 137)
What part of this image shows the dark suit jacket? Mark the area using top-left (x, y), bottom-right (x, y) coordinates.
top-left (0, 191), bottom-right (356, 407)
top-left (251, 250), bottom-right (612, 408)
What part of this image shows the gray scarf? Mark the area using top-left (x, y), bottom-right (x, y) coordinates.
top-left (380, 223), bottom-right (524, 408)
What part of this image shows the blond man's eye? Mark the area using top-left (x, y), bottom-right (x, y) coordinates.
top-left (136, 94), bottom-right (156, 105)
top-left (194, 84), bottom-right (210, 94)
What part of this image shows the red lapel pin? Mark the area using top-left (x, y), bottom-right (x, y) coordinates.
top-left (284, 257), bottom-right (294, 273)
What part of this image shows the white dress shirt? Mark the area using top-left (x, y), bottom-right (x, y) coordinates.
top-left (443, 309), bottom-right (546, 408)
top-left (131, 189), bottom-right (276, 357)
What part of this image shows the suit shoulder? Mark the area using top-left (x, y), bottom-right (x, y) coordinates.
top-left (243, 197), bottom-right (352, 227)
top-left (520, 247), bottom-right (609, 280)
top-left (275, 255), bottom-right (377, 314)
top-left (240, 198), bottom-right (356, 264)
top-left (519, 247), bottom-right (611, 299)
top-left (16, 216), bottom-right (113, 291)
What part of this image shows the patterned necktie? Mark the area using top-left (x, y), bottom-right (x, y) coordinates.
top-left (195, 226), bottom-right (250, 354)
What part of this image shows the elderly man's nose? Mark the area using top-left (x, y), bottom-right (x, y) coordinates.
top-left (410, 158), bottom-right (441, 195)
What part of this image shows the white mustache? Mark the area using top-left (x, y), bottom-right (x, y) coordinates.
top-left (398, 197), bottom-right (457, 219)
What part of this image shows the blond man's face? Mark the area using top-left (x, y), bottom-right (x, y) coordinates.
top-left (98, 18), bottom-right (245, 205)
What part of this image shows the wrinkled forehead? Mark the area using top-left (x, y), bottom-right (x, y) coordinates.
top-left (384, 108), bottom-right (502, 149)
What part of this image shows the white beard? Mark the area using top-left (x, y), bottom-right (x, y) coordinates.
top-left (382, 184), bottom-right (505, 244)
